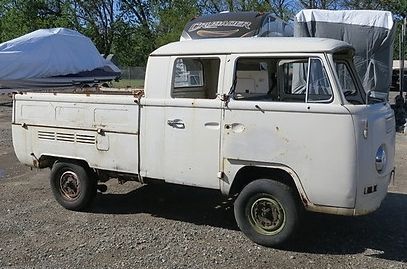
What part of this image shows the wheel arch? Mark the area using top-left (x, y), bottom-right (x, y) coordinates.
top-left (227, 164), bottom-right (309, 207)
top-left (38, 154), bottom-right (91, 170)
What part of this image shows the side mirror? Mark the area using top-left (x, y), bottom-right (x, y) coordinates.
top-left (366, 91), bottom-right (388, 104)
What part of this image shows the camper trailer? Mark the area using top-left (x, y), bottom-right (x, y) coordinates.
top-left (181, 11), bottom-right (293, 40)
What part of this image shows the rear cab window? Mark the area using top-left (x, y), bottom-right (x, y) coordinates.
top-left (172, 57), bottom-right (220, 99)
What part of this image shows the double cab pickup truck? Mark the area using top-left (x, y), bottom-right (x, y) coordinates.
top-left (12, 37), bottom-right (395, 247)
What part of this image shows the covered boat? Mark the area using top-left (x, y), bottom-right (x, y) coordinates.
top-left (0, 28), bottom-right (120, 89)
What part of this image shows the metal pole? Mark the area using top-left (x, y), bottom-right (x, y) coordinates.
top-left (400, 20), bottom-right (405, 97)
top-left (401, 18), bottom-right (406, 98)
top-left (399, 32), bottom-right (403, 97)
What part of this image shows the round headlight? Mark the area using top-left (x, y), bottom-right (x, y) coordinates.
top-left (375, 145), bottom-right (387, 173)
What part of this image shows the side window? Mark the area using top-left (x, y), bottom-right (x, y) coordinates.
top-left (279, 58), bottom-right (332, 103)
top-left (335, 61), bottom-right (358, 95)
top-left (233, 57), bottom-right (333, 103)
top-left (174, 59), bottom-right (203, 88)
top-left (307, 58), bottom-right (333, 102)
top-left (172, 58), bottom-right (220, 99)
top-left (334, 60), bottom-right (364, 104)
top-left (233, 58), bottom-right (277, 100)
top-left (280, 60), bottom-right (308, 102)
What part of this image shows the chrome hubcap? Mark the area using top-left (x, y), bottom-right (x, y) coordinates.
top-left (59, 171), bottom-right (80, 200)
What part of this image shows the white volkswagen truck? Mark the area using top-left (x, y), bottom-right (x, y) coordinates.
top-left (12, 37), bottom-right (395, 247)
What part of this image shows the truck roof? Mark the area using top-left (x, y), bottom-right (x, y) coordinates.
top-left (150, 37), bottom-right (353, 56)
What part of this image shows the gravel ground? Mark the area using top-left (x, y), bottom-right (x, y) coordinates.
top-left (0, 95), bottom-right (406, 268)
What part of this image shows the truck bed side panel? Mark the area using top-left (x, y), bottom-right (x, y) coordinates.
top-left (12, 93), bottom-right (139, 174)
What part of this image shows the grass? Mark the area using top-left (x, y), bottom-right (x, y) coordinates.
top-left (112, 79), bottom-right (144, 89)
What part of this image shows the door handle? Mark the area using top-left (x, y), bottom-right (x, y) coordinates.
top-left (167, 119), bottom-right (185, 129)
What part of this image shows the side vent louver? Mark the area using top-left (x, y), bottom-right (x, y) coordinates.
top-left (37, 130), bottom-right (55, 141)
top-left (56, 132), bottom-right (75, 143)
top-left (76, 134), bottom-right (96, 145)
top-left (38, 130), bottom-right (96, 145)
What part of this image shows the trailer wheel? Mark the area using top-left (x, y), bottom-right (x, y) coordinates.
top-left (234, 179), bottom-right (300, 247)
top-left (50, 162), bottom-right (96, 211)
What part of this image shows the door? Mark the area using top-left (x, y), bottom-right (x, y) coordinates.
top-left (161, 55), bottom-right (225, 189)
top-left (221, 55), bottom-right (357, 208)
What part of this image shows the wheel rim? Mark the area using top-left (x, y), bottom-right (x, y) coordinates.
top-left (59, 171), bottom-right (81, 200)
top-left (248, 196), bottom-right (286, 235)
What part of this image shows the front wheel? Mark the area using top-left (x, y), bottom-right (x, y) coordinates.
top-left (234, 179), bottom-right (301, 247)
top-left (50, 161), bottom-right (96, 211)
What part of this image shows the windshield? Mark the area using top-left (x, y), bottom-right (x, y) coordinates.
top-left (334, 60), bottom-right (364, 105)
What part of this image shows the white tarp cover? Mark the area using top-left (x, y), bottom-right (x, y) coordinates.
top-left (295, 9), bottom-right (395, 93)
top-left (0, 28), bottom-right (110, 80)
top-left (296, 9), bottom-right (393, 30)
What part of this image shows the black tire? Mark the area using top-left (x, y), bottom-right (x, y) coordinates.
top-left (234, 179), bottom-right (301, 247)
top-left (50, 161), bottom-right (96, 211)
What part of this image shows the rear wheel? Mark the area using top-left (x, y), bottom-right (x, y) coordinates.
top-left (234, 179), bottom-right (300, 247)
top-left (50, 161), bottom-right (96, 211)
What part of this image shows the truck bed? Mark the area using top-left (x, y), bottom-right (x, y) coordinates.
top-left (12, 91), bottom-right (140, 174)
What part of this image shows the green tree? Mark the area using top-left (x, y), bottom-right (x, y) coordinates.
top-left (298, 0), bottom-right (339, 9)
top-left (112, 21), bottom-right (156, 66)
top-left (0, 0), bottom-right (73, 42)
top-left (66, 0), bottom-right (123, 56)
top-left (154, 0), bottom-right (198, 46)
top-left (117, 0), bottom-right (156, 65)
top-left (269, 0), bottom-right (297, 20)
top-left (197, 0), bottom-right (271, 13)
